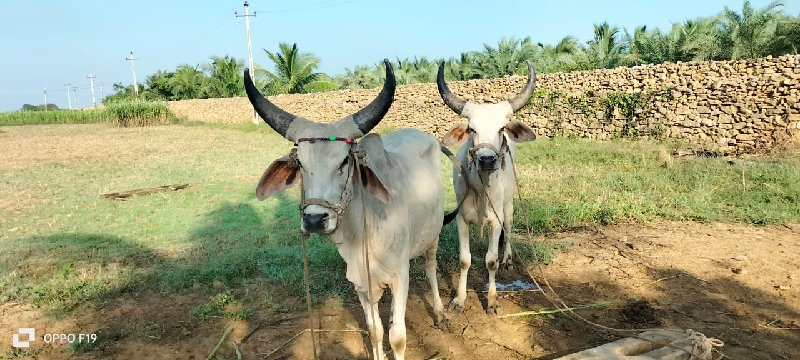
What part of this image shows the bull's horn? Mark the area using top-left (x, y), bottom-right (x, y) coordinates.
top-left (436, 62), bottom-right (466, 115)
top-left (506, 61), bottom-right (537, 112)
top-left (243, 68), bottom-right (297, 139)
top-left (348, 58), bottom-right (396, 135)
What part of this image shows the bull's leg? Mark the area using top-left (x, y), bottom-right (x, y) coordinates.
top-left (388, 266), bottom-right (409, 360)
top-left (425, 242), bottom-right (451, 331)
top-left (501, 203), bottom-right (514, 271)
top-left (486, 219), bottom-right (503, 316)
top-left (357, 290), bottom-right (385, 360)
top-left (448, 212), bottom-right (471, 314)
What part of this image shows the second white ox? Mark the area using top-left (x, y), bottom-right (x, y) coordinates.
top-left (437, 61), bottom-right (537, 315)
top-left (244, 60), bottom-right (451, 360)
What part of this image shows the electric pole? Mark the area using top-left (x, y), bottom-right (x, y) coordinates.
top-left (100, 82), bottom-right (104, 100)
top-left (126, 51), bottom-right (140, 96)
top-left (88, 73), bottom-right (97, 107)
top-left (43, 88), bottom-right (48, 111)
top-left (236, 0), bottom-right (259, 124)
top-left (64, 83), bottom-right (73, 109)
top-left (71, 86), bottom-right (78, 109)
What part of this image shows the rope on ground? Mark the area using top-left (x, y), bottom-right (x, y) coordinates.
top-left (301, 236), bottom-right (319, 360)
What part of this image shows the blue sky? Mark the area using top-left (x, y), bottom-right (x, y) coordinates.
top-left (1, 0), bottom-right (797, 112)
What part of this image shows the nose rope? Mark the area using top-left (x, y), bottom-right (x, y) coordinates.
top-left (467, 132), bottom-right (509, 171)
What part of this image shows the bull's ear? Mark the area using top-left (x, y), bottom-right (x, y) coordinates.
top-left (356, 134), bottom-right (392, 203)
top-left (505, 121), bottom-right (536, 143)
top-left (256, 154), bottom-right (301, 201)
top-left (443, 123), bottom-right (469, 147)
top-left (358, 164), bottom-right (390, 203)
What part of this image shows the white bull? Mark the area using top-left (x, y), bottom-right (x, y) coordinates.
top-left (245, 59), bottom-right (451, 360)
top-left (437, 61), bottom-right (537, 315)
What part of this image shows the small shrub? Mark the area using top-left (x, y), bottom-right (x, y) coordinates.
top-left (106, 101), bottom-right (173, 127)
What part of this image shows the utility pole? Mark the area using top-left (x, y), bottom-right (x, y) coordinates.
top-left (71, 86), bottom-right (78, 109)
top-left (64, 83), bottom-right (73, 109)
top-left (236, 1), bottom-right (259, 125)
top-left (99, 82), bottom-right (104, 100)
top-left (126, 51), bottom-right (140, 96)
top-left (43, 88), bottom-right (48, 111)
top-left (87, 73), bottom-right (97, 107)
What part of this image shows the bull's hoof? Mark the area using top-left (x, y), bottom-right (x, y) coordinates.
top-left (486, 304), bottom-right (502, 316)
top-left (448, 300), bottom-right (464, 314)
top-left (436, 314), bottom-right (453, 332)
top-left (501, 261), bottom-right (514, 272)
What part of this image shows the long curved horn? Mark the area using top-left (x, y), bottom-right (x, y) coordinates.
top-left (436, 62), bottom-right (466, 114)
top-left (348, 58), bottom-right (396, 134)
top-left (243, 68), bottom-right (297, 138)
top-left (507, 61), bottom-right (537, 112)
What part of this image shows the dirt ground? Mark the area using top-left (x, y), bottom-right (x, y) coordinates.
top-left (2, 221), bottom-right (798, 360)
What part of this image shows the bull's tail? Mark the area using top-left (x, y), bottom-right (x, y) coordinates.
top-left (441, 144), bottom-right (464, 226)
top-left (443, 209), bottom-right (458, 226)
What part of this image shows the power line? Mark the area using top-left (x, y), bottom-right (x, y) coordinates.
top-left (87, 73), bottom-right (97, 107)
top-left (264, 0), bottom-right (360, 13)
top-left (70, 86), bottom-right (78, 109)
top-left (64, 83), bottom-right (73, 109)
top-left (236, 0), bottom-right (259, 125)
top-left (126, 51), bottom-right (140, 96)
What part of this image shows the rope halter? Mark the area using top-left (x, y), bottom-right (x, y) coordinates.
top-left (291, 137), bottom-right (363, 223)
top-left (467, 130), bottom-right (509, 171)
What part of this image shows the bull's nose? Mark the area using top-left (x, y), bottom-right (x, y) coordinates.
top-left (302, 213), bottom-right (328, 233)
top-left (478, 155), bottom-right (498, 169)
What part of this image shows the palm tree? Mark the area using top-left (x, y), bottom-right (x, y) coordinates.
top-left (256, 43), bottom-right (337, 94)
top-left (574, 22), bottom-right (631, 70)
top-left (769, 15), bottom-right (800, 54)
top-left (337, 65), bottom-right (383, 89)
top-left (204, 55), bottom-right (244, 98)
top-left (444, 52), bottom-right (479, 81)
top-left (537, 36), bottom-right (581, 72)
top-left (717, 0), bottom-right (786, 59)
top-left (144, 70), bottom-right (175, 100)
top-left (170, 65), bottom-right (207, 99)
top-left (470, 37), bottom-right (538, 78)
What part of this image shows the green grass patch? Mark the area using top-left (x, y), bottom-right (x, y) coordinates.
top-left (0, 124), bottom-right (797, 314)
top-left (0, 101), bottom-right (173, 127)
top-left (193, 291), bottom-right (252, 321)
top-left (512, 138), bottom-right (800, 232)
top-left (0, 109), bottom-right (110, 126)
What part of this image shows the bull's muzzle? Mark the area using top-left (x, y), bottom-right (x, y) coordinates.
top-left (478, 154), bottom-right (499, 171)
top-left (300, 206), bottom-right (338, 235)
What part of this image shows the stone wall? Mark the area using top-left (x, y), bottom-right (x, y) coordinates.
top-left (168, 54), bottom-right (800, 154)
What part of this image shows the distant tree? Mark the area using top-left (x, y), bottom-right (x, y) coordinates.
top-left (443, 52), bottom-right (479, 81)
top-left (535, 36), bottom-right (581, 73)
top-left (469, 37), bottom-right (538, 78)
top-left (336, 64), bottom-right (383, 89)
top-left (170, 65), bottom-right (207, 99)
top-left (203, 55), bottom-right (245, 98)
top-left (145, 70), bottom-right (175, 100)
top-left (767, 15), bottom-right (800, 55)
top-left (716, 0), bottom-right (786, 59)
top-left (573, 22), bottom-right (632, 70)
top-left (23, 103), bottom-right (59, 111)
top-left (257, 43), bottom-right (337, 94)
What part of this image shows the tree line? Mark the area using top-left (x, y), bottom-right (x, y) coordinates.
top-left (103, 1), bottom-right (798, 104)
